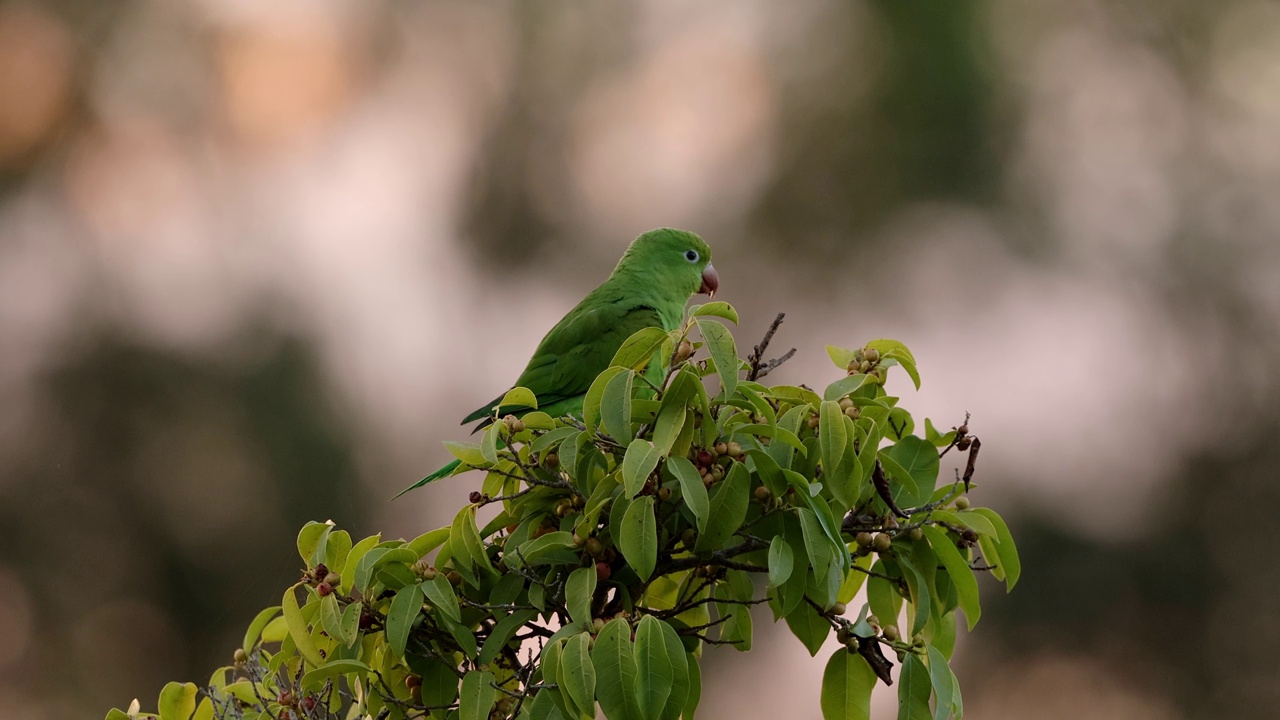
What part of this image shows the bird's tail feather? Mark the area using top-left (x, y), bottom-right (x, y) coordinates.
top-left (392, 458), bottom-right (462, 500)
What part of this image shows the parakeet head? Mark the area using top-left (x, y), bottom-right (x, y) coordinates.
top-left (616, 228), bottom-right (719, 298)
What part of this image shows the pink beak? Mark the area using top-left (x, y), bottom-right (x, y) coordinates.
top-left (699, 263), bottom-right (719, 297)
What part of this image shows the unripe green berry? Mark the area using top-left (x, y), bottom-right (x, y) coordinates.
top-left (872, 533), bottom-right (893, 552)
top-left (882, 624), bottom-right (900, 641)
top-left (908, 527), bottom-right (924, 542)
top-left (955, 496), bottom-right (971, 510)
top-left (855, 532), bottom-right (873, 547)
top-left (726, 442), bottom-right (743, 457)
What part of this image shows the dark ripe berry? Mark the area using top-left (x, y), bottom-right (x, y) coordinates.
top-left (314, 563), bottom-right (328, 580)
top-left (956, 437), bottom-right (972, 451)
top-left (696, 450), bottom-right (714, 467)
top-left (828, 601), bottom-right (847, 616)
top-left (278, 691), bottom-right (295, 706)
top-left (322, 572), bottom-right (340, 587)
top-left (446, 570), bottom-right (462, 586)
top-left (316, 582), bottom-right (333, 596)
top-left (405, 674), bottom-right (423, 689)
top-left (233, 648), bottom-right (248, 664)
top-left (961, 529), bottom-right (979, 544)
top-left (956, 424), bottom-right (969, 436)
top-left (727, 442), bottom-right (743, 457)
top-left (409, 685), bottom-right (422, 703)
top-left (908, 527), bottom-right (924, 542)
top-left (954, 496), bottom-right (971, 510)
top-left (596, 562), bottom-right (612, 581)
top-left (586, 537), bottom-right (604, 557)
top-left (359, 611), bottom-right (374, 629)
top-left (872, 533), bottom-right (893, 552)
top-left (469, 490), bottom-right (483, 504)
top-left (299, 697), bottom-right (317, 713)
top-left (657, 486), bottom-right (673, 501)
top-left (714, 442), bottom-right (728, 456)
top-left (543, 453), bottom-right (560, 469)
top-left (882, 624), bottom-right (900, 641)
top-left (855, 532), bottom-right (873, 547)
top-left (279, 711), bottom-right (293, 720)
top-left (753, 486), bottom-right (771, 502)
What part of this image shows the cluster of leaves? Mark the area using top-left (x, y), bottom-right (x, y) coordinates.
top-left (108, 304), bottom-right (1018, 720)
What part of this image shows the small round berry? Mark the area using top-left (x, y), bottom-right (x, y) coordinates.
top-left (596, 562), bottom-right (612, 581)
top-left (586, 538), bottom-right (604, 557)
top-left (828, 601), bottom-right (847, 616)
top-left (855, 532), bottom-right (873, 547)
top-left (753, 486), bottom-right (771, 502)
top-left (726, 442), bottom-right (743, 457)
top-left (469, 490), bottom-right (483, 504)
top-left (543, 453), bottom-right (560, 469)
top-left (233, 648), bottom-right (248, 664)
top-left (908, 527), bottom-right (924, 542)
top-left (322, 572), bottom-right (340, 587)
top-left (657, 486), bottom-right (673, 501)
top-left (882, 624), bottom-right (900, 641)
top-left (872, 533), bottom-right (893, 552)
top-left (954, 496), bottom-right (971, 510)
top-left (714, 442), bottom-right (728, 456)
top-left (316, 582), bottom-right (333, 596)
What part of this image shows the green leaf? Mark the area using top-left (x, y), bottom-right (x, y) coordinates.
top-left (600, 369), bottom-right (635, 442)
top-left (619, 496), bottom-right (658, 580)
top-left (952, 510), bottom-right (998, 538)
top-left (694, 317), bottom-right (738, 399)
top-left (824, 374), bottom-right (874, 402)
top-left (337, 601), bottom-right (361, 647)
top-left (969, 507), bottom-right (1020, 591)
top-left (926, 644), bottom-right (960, 720)
top-left (157, 682), bottom-right (198, 720)
top-left (923, 418), bottom-right (956, 447)
top-left (886, 407), bottom-right (915, 441)
top-left (479, 609), bottom-right (538, 665)
top-left (898, 654), bottom-right (933, 720)
top-left (622, 439), bottom-right (663, 499)
top-left (784, 601), bottom-right (830, 656)
top-left (921, 526), bottom-right (980, 630)
top-left (481, 421), bottom-right (501, 464)
top-left (460, 670), bottom-right (498, 720)
top-left (422, 574), bottom-right (461, 623)
top-left (513, 531), bottom-right (579, 568)
top-left (871, 340), bottom-right (921, 390)
top-left (296, 521), bottom-right (331, 566)
top-left (682, 654), bottom-right (702, 720)
top-left (657, 620), bottom-right (691, 720)
top-left (281, 585), bottom-right (325, 668)
top-left (768, 535), bottom-right (795, 587)
top-left (796, 508), bottom-right (833, 580)
top-left (501, 386), bottom-right (539, 410)
top-left (105, 710), bottom-right (131, 720)
top-left (566, 567), bottom-right (598, 628)
top-left (386, 582), bottom-right (424, 657)
top-left (820, 649), bottom-right (876, 720)
top-left (301, 659), bottom-right (371, 690)
top-left (241, 605), bottom-right (281, 652)
top-left (820, 400), bottom-right (848, 478)
top-left (826, 345), bottom-right (859, 372)
top-left (652, 402), bottom-right (687, 456)
top-left (560, 632), bottom-right (598, 719)
top-left (689, 301), bottom-right (739, 323)
top-left (635, 616), bottom-right (674, 720)
top-left (444, 440), bottom-right (489, 466)
top-left (693, 462), bottom-right (750, 552)
top-left (592, 617), bottom-right (642, 720)
top-left (667, 457), bottom-right (709, 532)
top-left (612, 327), bottom-right (670, 371)
top-left (880, 436), bottom-right (939, 507)
top-left (319, 593), bottom-right (344, 643)
top-left (584, 366), bottom-right (628, 433)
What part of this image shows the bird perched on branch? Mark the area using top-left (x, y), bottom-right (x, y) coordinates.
top-left (399, 228), bottom-right (718, 496)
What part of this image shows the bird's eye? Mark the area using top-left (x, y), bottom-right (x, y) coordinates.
top-left (684, 249), bottom-right (699, 263)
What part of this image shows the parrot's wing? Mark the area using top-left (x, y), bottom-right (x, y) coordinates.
top-left (461, 300), bottom-right (664, 425)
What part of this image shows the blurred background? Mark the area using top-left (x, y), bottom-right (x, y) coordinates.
top-left (2, 0), bottom-right (1278, 717)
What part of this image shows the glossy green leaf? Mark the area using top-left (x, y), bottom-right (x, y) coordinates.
top-left (592, 617), bottom-right (641, 720)
top-left (241, 605), bottom-right (281, 652)
top-left (689, 301), bottom-right (739, 323)
top-left (601, 370), bottom-right (635, 441)
top-left (386, 582), bottom-right (423, 657)
top-left (694, 317), bottom-right (738, 399)
top-left (667, 457), bottom-right (709, 532)
top-left (635, 616), bottom-right (674, 720)
top-left (880, 435), bottom-right (939, 507)
top-left (281, 584), bottom-right (325, 668)
top-left (584, 366), bottom-right (628, 433)
top-left (612, 327), bottom-right (670, 371)
top-left (500, 386), bottom-right (539, 410)
top-left (560, 632), bottom-right (597, 719)
top-left (157, 682), bottom-right (197, 720)
top-left (301, 659), bottom-right (371, 691)
top-left (921, 526), bottom-right (980, 630)
top-left (784, 601), bottom-right (830, 656)
top-left (820, 400), bottom-right (848, 479)
top-left (693, 462), bottom-right (750, 552)
top-left (460, 670), bottom-right (497, 720)
top-left (296, 521), bottom-right (330, 566)
top-left (898, 654), bottom-right (932, 720)
top-left (566, 566), bottom-right (598, 628)
top-left (969, 507), bottom-right (1020, 590)
top-left (622, 439), bottom-right (663, 499)
top-left (824, 373), bottom-right (874, 402)
top-left (658, 619), bottom-right (691, 720)
top-left (652, 402), bottom-right (687, 456)
top-left (478, 609), bottom-right (538, 665)
top-left (444, 440), bottom-right (488, 467)
top-left (422, 573), bottom-right (461, 623)
top-left (768, 535), bottom-right (795, 587)
top-left (619, 496), bottom-right (658, 581)
top-left (820, 649), bottom-right (876, 720)
top-left (927, 644), bottom-right (961, 720)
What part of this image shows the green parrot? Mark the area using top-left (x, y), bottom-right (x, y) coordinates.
top-left (398, 228), bottom-right (718, 497)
